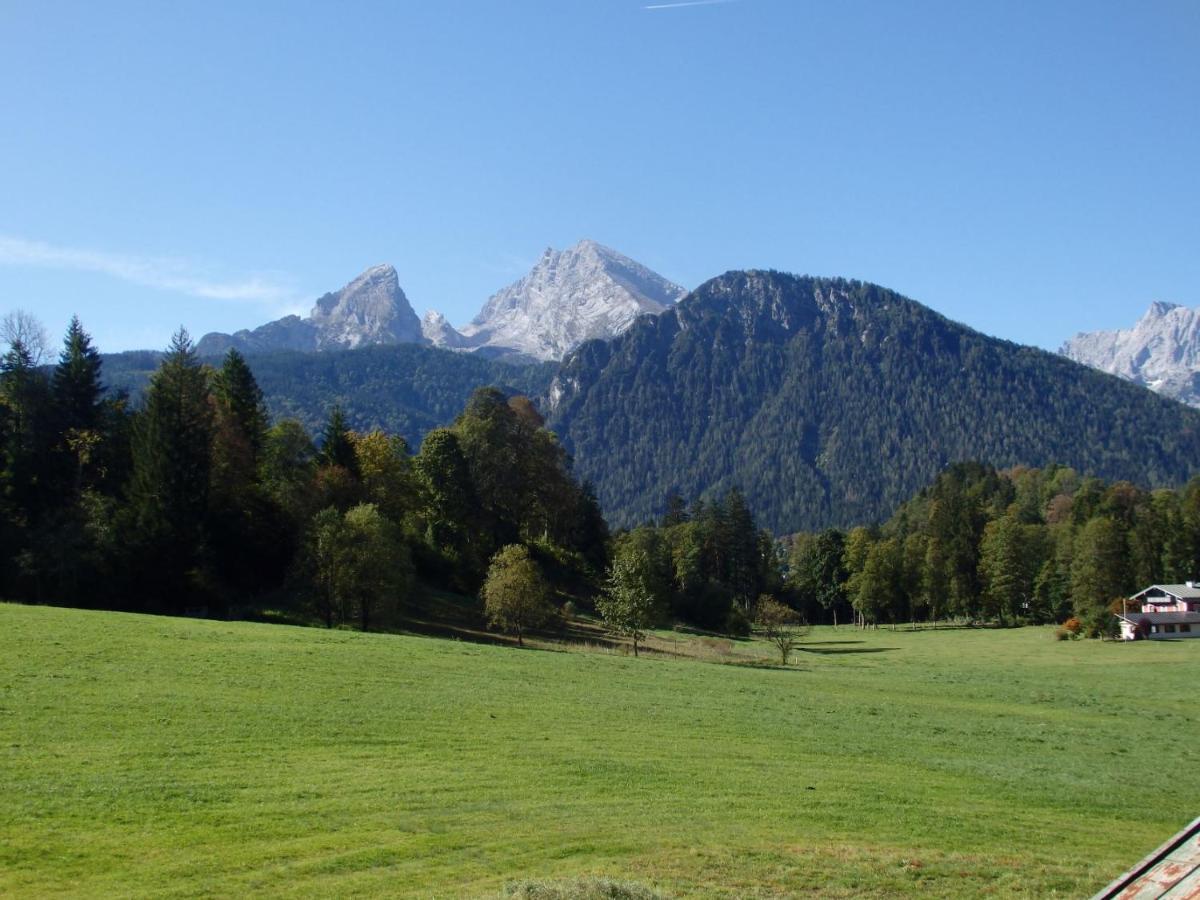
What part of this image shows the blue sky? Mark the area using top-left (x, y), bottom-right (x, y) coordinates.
top-left (1, 0), bottom-right (1197, 354)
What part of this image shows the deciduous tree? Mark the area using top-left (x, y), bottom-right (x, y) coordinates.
top-left (481, 544), bottom-right (555, 646)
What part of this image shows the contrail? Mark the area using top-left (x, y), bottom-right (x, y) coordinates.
top-left (644, 0), bottom-right (739, 9)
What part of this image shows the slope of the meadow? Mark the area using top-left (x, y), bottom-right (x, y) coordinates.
top-left (1, 604), bottom-right (1196, 897)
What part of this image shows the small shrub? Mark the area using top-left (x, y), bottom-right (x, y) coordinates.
top-left (1053, 626), bottom-right (1070, 642)
top-left (1062, 617), bottom-right (1082, 635)
top-left (500, 876), bottom-right (664, 899)
top-left (724, 604), bottom-right (752, 637)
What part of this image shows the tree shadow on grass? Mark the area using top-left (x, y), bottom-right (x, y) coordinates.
top-left (730, 659), bottom-right (812, 672)
top-left (797, 645), bottom-right (897, 655)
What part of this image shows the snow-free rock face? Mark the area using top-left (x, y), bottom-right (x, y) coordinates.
top-left (454, 239), bottom-right (686, 361)
top-left (309, 264), bottom-right (423, 350)
top-left (1061, 302), bottom-right (1200, 407)
top-left (196, 264), bottom-right (424, 357)
top-left (421, 309), bottom-right (470, 349)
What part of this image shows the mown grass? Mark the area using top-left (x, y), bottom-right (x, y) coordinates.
top-left (1, 603), bottom-right (1196, 897)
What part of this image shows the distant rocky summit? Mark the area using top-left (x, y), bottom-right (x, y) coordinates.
top-left (424, 239), bottom-right (685, 361)
top-left (1061, 301), bottom-right (1200, 407)
top-left (198, 241), bottom-right (683, 363)
top-left (196, 264), bottom-right (422, 357)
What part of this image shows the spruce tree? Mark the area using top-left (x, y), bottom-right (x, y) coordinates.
top-left (319, 405), bottom-right (358, 475)
top-left (51, 317), bottom-right (105, 496)
top-left (0, 340), bottom-right (53, 526)
top-left (128, 329), bottom-right (214, 611)
top-left (52, 316), bottom-right (104, 433)
top-left (211, 349), bottom-right (268, 468)
top-left (211, 349), bottom-right (269, 497)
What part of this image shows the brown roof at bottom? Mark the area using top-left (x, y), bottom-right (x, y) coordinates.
top-left (1092, 817), bottom-right (1200, 899)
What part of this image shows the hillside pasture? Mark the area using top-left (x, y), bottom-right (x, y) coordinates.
top-left (1, 604), bottom-right (1196, 897)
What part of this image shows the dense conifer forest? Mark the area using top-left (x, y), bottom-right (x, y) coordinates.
top-left (548, 270), bottom-right (1200, 532)
top-left (100, 343), bottom-right (557, 447)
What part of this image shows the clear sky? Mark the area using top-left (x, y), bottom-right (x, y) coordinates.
top-left (1, 0), bottom-right (1197, 354)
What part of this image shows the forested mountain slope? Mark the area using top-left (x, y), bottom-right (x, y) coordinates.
top-left (102, 344), bottom-right (556, 446)
top-left (546, 271), bottom-right (1200, 533)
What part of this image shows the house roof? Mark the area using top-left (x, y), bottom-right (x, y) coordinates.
top-left (1116, 611), bottom-right (1200, 625)
top-left (1132, 583), bottom-right (1200, 601)
top-left (1091, 815), bottom-right (1199, 899)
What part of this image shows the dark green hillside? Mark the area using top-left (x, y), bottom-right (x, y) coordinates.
top-left (102, 343), bottom-right (556, 445)
top-left (547, 271), bottom-right (1200, 533)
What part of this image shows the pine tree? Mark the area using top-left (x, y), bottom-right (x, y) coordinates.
top-left (0, 340), bottom-right (53, 527)
top-left (52, 317), bottom-right (104, 433)
top-left (211, 349), bottom-right (268, 473)
top-left (128, 329), bottom-right (214, 611)
top-left (51, 317), bottom-right (106, 497)
top-left (319, 405), bottom-right (359, 475)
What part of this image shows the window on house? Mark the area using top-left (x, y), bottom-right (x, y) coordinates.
top-left (1165, 624), bottom-right (1177, 633)
top-left (1181, 624), bottom-right (1192, 633)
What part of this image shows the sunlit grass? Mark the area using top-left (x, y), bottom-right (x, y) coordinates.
top-left (1, 604), bottom-right (1196, 897)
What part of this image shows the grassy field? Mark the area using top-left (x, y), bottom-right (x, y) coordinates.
top-left (2, 604), bottom-right (1197, 897)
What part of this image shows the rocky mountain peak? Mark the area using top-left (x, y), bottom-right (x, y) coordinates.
top-left (1143, 300), bottom-right (1181, 320)
top-left (456, 239), bottom-right (686, 361)
top-left (308, 264), bottom-right (421, 349)
top-left (1061, 301), bottom-right (1200, 407)
top-left (196, 263), bottom-right (424, 357)
top-left (421, 309), bottom-right (470, 349)
top-left (196, 243), bottom-right (684, 362)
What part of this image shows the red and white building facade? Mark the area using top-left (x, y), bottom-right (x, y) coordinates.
top-left (1116, 583), bottom-right (1200, 641)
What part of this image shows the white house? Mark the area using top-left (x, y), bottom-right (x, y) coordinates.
top-left (1116, 583), bottom-right (1200, 641)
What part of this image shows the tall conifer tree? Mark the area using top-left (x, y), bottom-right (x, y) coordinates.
top-left (128, 329), bottom-right (214, 610)
top-left (52, 317), bottom-right (103, 432)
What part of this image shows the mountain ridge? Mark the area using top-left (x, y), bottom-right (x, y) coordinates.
top-left (545, 270), bottom-right (1200, 532)
top-left (197, 240), bottom-right (683, 362)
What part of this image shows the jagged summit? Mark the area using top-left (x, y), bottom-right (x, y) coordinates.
top-left (1060, 301), bottom-right (1200, 407)
top-left (452, 239), bottom-right (686, 361)
top-left (194, 242), bottom-right (684, 362)
top-left (308, 263), bottom-right (422, 350)
top-left (196, 264), bottom-right (423, 357)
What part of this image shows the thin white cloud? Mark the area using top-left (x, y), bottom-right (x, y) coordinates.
top-left (0, 235), bottom-right (293, 303)
top-left (644, 0), bottom-right (739, 9)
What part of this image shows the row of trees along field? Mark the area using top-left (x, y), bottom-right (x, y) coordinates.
top-left (7, 316), bottom-right (1197, 644)
top-left (785, 461), bottom-right (1200, 636)
top-left (0, 318), bottom-right (608, 626)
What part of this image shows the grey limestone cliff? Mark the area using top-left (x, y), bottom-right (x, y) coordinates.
top-left (1061, 301), bottom-right (1200, 407)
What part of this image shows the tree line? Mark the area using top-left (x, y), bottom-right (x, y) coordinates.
top-left (785, 461), bottom-right (1200, 636)
top-left (0, 319), bottom-right (607, 629)
top-left (7, 316), bottom-right (1196, 646)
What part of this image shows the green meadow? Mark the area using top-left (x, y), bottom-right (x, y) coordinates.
top-left (2, 603), bottom-right (1196, 898)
